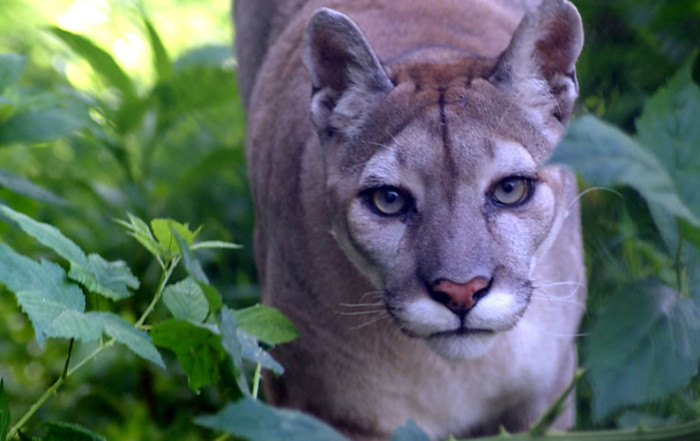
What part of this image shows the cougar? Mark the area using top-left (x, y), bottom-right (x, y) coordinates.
top-left (234, 0), bottom-right (586, 439)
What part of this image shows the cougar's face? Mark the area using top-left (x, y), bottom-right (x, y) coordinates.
top-left (326, 77), bottom-right (560, 360)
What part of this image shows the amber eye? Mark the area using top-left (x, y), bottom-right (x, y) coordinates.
top-left (369, 187), bottom-right (408, 216)
top-left (491, 177), bottom-right (532, 206)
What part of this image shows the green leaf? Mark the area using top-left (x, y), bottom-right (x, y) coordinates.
top-left (50, 27), bottom-right (135, 100)
top-left (1, 379), bottom-right (9, 441)
top-left (44, 311), bottom-right (163, 367)
top-left (68, 254), bottom-right (139, 301)
top-left (636, 56), bottom-right (700, 249)
top-left (233, 305), bottom-right (299, 346)
top-left (173, 229), bottom-right (208, 284)
top-left (0, 109), bottom-right (86, 145)
top-left (99, 313), bottom-right (164, 368)
top-left (151, 218), bottom-right (198, 254)
top-left (151, 319), bottom-right (224, 391)
top-left (116, 213), bottom-right (165, 263)
top-left (199, 282), bottom-right (222, 314)
top-left (190, 240), bottom-right (242, 251)
top-left (0, 169), bottom-right (66, 205)
top-left (390, 420), bottom-right (431, 441)
top-left (586, 280), bottom-right (700, 420)
top-left (173, 45), bottom-right (232, 70)
top-left (42, 422), bottom-right (106, 441)
top-left (143, 17), bottom-right (171, 81)
top-left (0, 205), bottom-right (138, 300)
top-left (195, 397), bottom-right (349, 441)
top-left (0, 53), bottom-right (25, 94)
top-left (163, 277), bottom-right (209, 322)
top-left (236, 329), bottom-right (283, 375)
top-left (219, 308), bottom-right (250, 395)
top-left (550, 115), bottom-right (698, 231)
top-left (0, 243), bottom-right (84, 345)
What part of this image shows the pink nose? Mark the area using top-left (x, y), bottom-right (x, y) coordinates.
top-left (432, 277), bottom-right (490, 311)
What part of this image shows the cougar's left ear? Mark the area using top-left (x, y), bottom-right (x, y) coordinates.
top-left (491, 0), bottom-right (583, 138)
top-left (303, 8), bottom-right (393, 140)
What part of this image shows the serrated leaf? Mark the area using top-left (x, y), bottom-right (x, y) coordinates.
top-left (68, 254), bottom-right (139, 301)
top-left (236, 329), bottom-right (283, 375)
top-left (586, 280), bottom-right (700, 420)
top-left (50, 27), bottom-right (135, 100)
top-left (0, 204), bottom-right (85, 264)
top-left (99, 313), bottom-right (164, 368)
top-left (173, 229), bottom-right (208, 283)
top-left (0, 206), bottom-right (138, 300)
top-left (143, 17), bottom-right (171, 81)
top-left (151, 319), bottom-right (224, 391)
top-left (0, 53), bottom-right (25, 94)
top-left (151, 218), bottom-right (198, 254)
top-left (163, 277), bottom-right (209, 322)
top-left (116, 213), bottom-right (165, 262)
top-left (233, 305), bottom-right (299, 346)
top-left (636, 56), bottom-right (700, 250)
top-left (0, 244), bottom-right (84, 345)
top-left (195, 397), bottom-right (349, 441)
top-left (45, 310), bottom-right (103, 342)
top-left (550, 115), bottom-right (698, 231)
top-left (1, 379), bottom-right (9, 441)
top-left (390, 420), bottom-right (431, 441)
top-left (219, 308), bottom-right (250, 395)
top-left (43, 422), bottom-right (106, 441)
top-left (0, 168), bottom-right (67, 205)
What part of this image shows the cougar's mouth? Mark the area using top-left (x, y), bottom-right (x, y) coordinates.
top-left (428, 327), bottom-right (495, 339)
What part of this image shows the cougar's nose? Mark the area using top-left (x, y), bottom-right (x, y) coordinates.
top-left (430, 277), bottom-right (490, 313)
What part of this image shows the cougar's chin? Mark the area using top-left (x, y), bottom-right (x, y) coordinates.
top-left (425, 331), bottom-right (498, 361)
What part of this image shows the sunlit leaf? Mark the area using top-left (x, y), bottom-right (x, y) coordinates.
top-left (0, 168), bottom-right (66, 204)
top-left (190, 240), bottom-right (242, 251)
top-left (233, 304), bottom-right (299, 346)
top-left (0, 243), bottom-right (84, 345)
top-left (391, 420), bottom-right (431, 441)
top-left (195, 397), bottom-right (349, 441)
top-left (151, 218), bottom-right (198, 254)
top-left (0, 379), bottom-right (9, 441)
top-left (43, 421), bottom-right (107, 441)
top-left (45, 310), bottom-right (103, 342)
top-left (143, 17), bottom-right (171, 81)
top-left (50, 27), bottom-right (135, 100)
top-left (173, 45), bottom-right (232, 70)
top-left (163, 277), bottom-right (209, 322)
top-left (115, 213), bottom-right (165, 262)
top-left (586, 280), bottom-right (700, 420)
top-left (151, 319), bottom-right (224, 391)
top-left (0, 53), bottom-right (25, 94)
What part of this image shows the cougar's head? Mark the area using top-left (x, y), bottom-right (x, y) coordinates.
top-left (303, 0), bottom-right (583, 360)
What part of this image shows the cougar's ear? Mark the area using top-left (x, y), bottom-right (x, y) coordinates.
top-left (491, 0), bottom-right (583, 137)
top-left (303, 8), bottom-right (393, 139)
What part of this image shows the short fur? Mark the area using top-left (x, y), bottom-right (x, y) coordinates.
top-left (234, 1), bottom-right (586, 439)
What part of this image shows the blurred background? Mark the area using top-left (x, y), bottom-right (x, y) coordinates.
top-left (0, 0), bottom-right (698, 439)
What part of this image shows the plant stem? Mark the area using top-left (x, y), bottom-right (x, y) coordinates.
top-left (61, 339), bottom-right (75, 380)
top-left (6, 339), bottom-right (115, 439)
top-left (252, 364), bottom-right (262, 399)
top-left (529, 368), bottom-right (586, 436)
top-left (212, 433), bottom-right (230, 441)
top-left (135, 256), bottom-right (180, 328)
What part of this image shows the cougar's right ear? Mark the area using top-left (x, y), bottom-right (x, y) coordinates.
top-left (303, 8), bottom-right (393, 139)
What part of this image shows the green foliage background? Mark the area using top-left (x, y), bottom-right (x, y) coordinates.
top-left (0, 0), bottom-right (698, 439)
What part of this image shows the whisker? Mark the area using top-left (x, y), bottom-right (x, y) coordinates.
top-left (567, 186), bottom-right (623, 213)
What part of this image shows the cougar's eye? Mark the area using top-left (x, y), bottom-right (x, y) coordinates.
top-left (368, 187), bottom-right (409, 216)
top-left (491, 177), bottom-right (533, 206)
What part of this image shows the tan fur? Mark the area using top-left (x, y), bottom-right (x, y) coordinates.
top-left (234, 1), bottom-right (586, 439)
